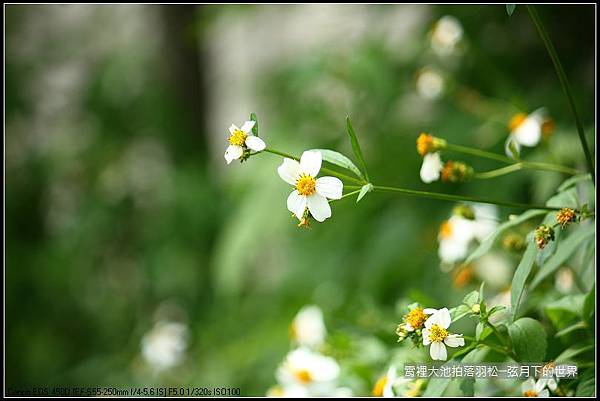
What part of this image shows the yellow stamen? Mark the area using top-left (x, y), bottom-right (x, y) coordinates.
top-left (428, 324), bottom-right (448, 343)
top-left (416, 133), bottom-right (434, 156)
top-left (295, 174), bottom-right (316, 196)
top-left (372, 375), bottom-right (388, 397)
top-left (439, 220), bottom-right (453, 239)
top-left (293, 369), bottom-right (312, 384)
top-left (228, 129), bottom-right (247, 146)
top-left (509, 113), bottom-right (528, 131)
top-left (406, 307), bottom-right (427, 330)
top-left (523, 390), bottom-right (538, 397)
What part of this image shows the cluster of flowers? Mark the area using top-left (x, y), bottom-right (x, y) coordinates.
top-left (225, 120), bottom-right (343, 226)
top-left (267, 306), bottom-right (351, 397)
top-left (396, 306), bottom-right (464, 361)
top-left (534, 207), bottom-right (580, 249)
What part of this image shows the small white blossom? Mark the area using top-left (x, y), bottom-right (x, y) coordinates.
top-left (522, 378), bottom-right (550, 397)
top-left (276, 348), bottom-right (341, 397)
top-left (420, 152), bottom-right (444, 183)
top-left (141, 321), bottom-right (189, 372)
top-left (505, 108), bottom-right (551, 157)
top-left (278, 151), bottom-right (343, 222)
top-left (290, 305), bottom-right (327, 348)
top-left (422, 308), bottom-right (465, 361)
top-left (416, 68), bottom-right (444, 100)
top-left (431, 16), bottom-right (463, 56)
top-left (224, 120), bottom-right (266, 164)
top-left (372, 366), bottom-right (398, 397)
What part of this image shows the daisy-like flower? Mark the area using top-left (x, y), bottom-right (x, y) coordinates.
top-left (505, 108), bottom-right (553, 158)
top-left (224, 120), bottom-right (266, 164)
top-left (372, 366), bottom-right (398, 397)
top-left (276, 347), bottom-right (341, 396)
top-left (521, 378), bottom-right (550, 397)
top-left (277, 151), bottom-right (343, 223)
top-left (420, 152), bottom-right (444, 183)
top-left (538, 362), bottom-right (559, 393)
top-left (290, 305), bottom-right (326, 349)
top-left (141, 320), bottom-right (189, 372)
top-left (430, 15), bottom-right (464, 56)
top-left (422, 308), bottom-right (465, 360)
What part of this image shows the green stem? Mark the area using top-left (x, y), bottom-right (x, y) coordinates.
top-left (445, 143), bottom-right (580, 175)
top-left (330, 189), bottom-right (362, 202)
top-left (526, 5), bottom-right (595, 183)
top-left (372, 185), bottom-right (561, 211)
top-left (262, 148), bottom-right (366, 185)
top-left (475, 163), bottom-right (524, 179)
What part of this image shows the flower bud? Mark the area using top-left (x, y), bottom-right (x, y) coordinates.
top-left (416, 133), bottom-right (446, 156)
top-left (556, 208), bottom-right (576, 229)
top-left (441, 161), bottom-right (473, 183)
top-left (471, 303), bottom-right (481, 314)
top-left (534, 224), bottom-right (555, 250)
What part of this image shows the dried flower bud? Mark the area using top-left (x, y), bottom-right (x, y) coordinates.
top-left (556, 208), bottom-right (576, 229)
top-left (534, 224), bottom-right (555, 249)
top-left (441, 161), bottom-right (473, 183)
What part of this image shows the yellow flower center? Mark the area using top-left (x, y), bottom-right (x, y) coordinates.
top-left (439, 220), bottom-right (453, 239)
top-left (509, 113), bottom-right (528, 131)
top-left (416, 133), bottom-right (434, 156)
top-left (372, 375), bottom-right (388, 397)
top-left (293, 369), bottom-right (312, 384)
top-left (428, 324), bottom-right (448, 343)
top-left (406, 307), bottom-right (427, 330)
top-left (228, 129), bottom-right (247, 146)
top-left (523, 390), bottom-right (538, 397)
top-left (296, 174), bottom-right (317, 196)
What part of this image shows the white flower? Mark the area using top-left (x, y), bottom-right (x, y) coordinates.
top-left (277, 151), bottom-right (343, 222)
top-left (372, 366), bottom-right (398, 397)
top-left (431, 16), bottom-right (463, 56)
top-left (505, 108), bottom-right (550, 157)
top-left (420, 152), bottom-right (444, 183)
top-left (471, 204), bottom-right (499, 241)
top-left (224, 120), bottom-right (266, 164)
top-left (555, 267), bottom-right (574, 294)
top-left (276, 348), bottom-right (341, 396)
top-left (291, 305), bottom-right (327, 348)
top-left (538, 363), bottom-right (559, 393)
top-left (522, 378), bottom-right (550, 397)
top-left (422, 308), bottom-right (465, 361)
top-left (416, 68), bottom-right (444, 100)
top-left (141, 321), bottom-right (189, 372)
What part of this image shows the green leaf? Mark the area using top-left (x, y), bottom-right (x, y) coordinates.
top-left (310, 148), bottom-right (365, 180)
top-left (423, 368), bottom-right (451, 396)
top-left (450, 304), bottom-right (471, 322)
top-left (356, 183), bottom-right (373, 203)
top-left (558, 174), bottom-right (592, 192)
top-left (457, 347), bottom-right (489, 396)
top-left (249, 112), bottom-right (259, 136)
top-left (508, 317), bottom-right (547, 362)
top-left (583, 287), bottom-right (595, 324)
top-left (554, 321), bottom-right (586, 337)
top-left (546, 187), bottom-right (579, 209)
top-left (576, 369), bottom-right (595, 396)
top-left (506, 4), bottom-right (516, 16)
top-left (510, 239), bottom-right (537, 321)
top-left (555, 344), bottom-right (594, 363)
top-left (464, 209), bottom-right (546, 265)
top-left (462, 290), bottom-right (479, 307)
top-left (346, 116), bottom-right (370, 181)
top-left (530, 223), bottom-right (595, 289)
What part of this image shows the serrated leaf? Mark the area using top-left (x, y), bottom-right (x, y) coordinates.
top-left (346, 116), bottom-right (370, 181)
top-left (506, 4), bottom-right (516, 16)
top-left (530, 223), bottom-right (595, 289)
top-left (249, 112), bottom-right (259, 136)
top-left (464, 209), bottom-right (546, 265)
top-left (510, 239), bottom-right (537, 321)
top-left (356, 183), bottom-right (373, 203)
top-left (309, 148), bottom-right (365, 180)
top-left (508, 317), bottom-right (547, 362)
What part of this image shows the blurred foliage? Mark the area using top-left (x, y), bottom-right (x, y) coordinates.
top-left (5, 4), bottom-right (595, 396)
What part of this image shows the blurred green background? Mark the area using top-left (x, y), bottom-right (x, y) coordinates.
top-left (5, 4), bottom-right (595, 396)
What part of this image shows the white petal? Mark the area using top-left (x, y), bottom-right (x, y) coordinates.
top-left (424, 308), bottom-right (438, 315)
top-left (224, 145), bottom-right (243, 164)
top-left (430, 342), bottom-right (447, 361)
top-left (522, 378), bottom-right (535, 393)
top-left (513, 116), bottom-right (542, 147)
top-left (422, 328), bottom-right (431, 345)
top-left (315, 176), bottom-right (343, 199)
top-left (306, 194), bottom-right (331, 222)
top-left (547, 378), bottom-right (558, 392)
top-left (438, 238), bottom-right (469, 264)
top-left (278, 158), bottom-right (302, 185)
top-left (404, 323), bottom-right (414, 332)
top-left (437, 308), bottom-right (452, 329)
top-left (287, 191), bottom-right (307, 220)
top-left (538, 390), bottom-right (549, 397)
top-left (300, 150), bottom-right (322, 177)
top-left (504, 136), bottom-right (521, 159)
top-left (228, 124), bottom-right (239, 134)
top-left (240, 120), bottom-right (256, 134)
top-left (535, 379), bottom-right (546, 393)
top-left (245, 135), bottom-right (266, 151)
top-left (420, 152), bottom-right (444, 183)
top-left (444, 334), bottom-right (464, 347)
